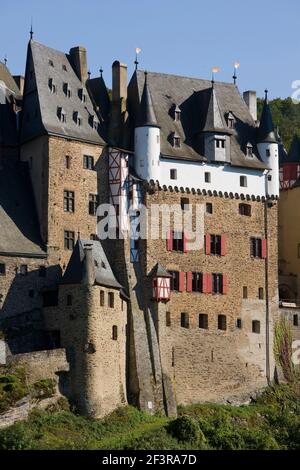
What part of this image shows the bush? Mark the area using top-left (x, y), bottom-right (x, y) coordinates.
top-left (31, 379), bottom-right (56, 399)
top-left (0, 423), bottom-right (32, 450)
top-left (168, 415), bottom-right (205, 445)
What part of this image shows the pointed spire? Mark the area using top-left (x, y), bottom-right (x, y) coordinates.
top-left (285, 135), bottom-right (300, 164)
top-left (257, 89), bottom-right (277, 143)
top-left (30, 19), bottom-right (34, 40)
top-left (202, 84), bottom-right (226, 132)
top-left (136, 72), bottom-right (159, 128)
top-left (99, 67), bottom-right (103, 78)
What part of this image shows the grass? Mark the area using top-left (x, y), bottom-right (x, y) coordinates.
top-left (0, 383), bottom-right (300, 450)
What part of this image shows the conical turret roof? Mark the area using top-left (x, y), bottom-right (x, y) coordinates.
top-left (202, 83), bottom-right (227, 133)
top-left (136, 72), bottom-right (159, 127)
top-left (257, 91), bottom-right (277, 143)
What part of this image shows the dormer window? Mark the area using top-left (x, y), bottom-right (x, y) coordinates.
top-left (48, 78), bottom-right (56, 93)
top-left (89, 115), bottom-right (99, 130)
top-left (57, 107), bottom-right (66, 123)
top-left (63, 83), bottom-right (71, 98)
top-left (172, 133), bottom-right (181, 148)
top-left (49, 59), bottom-right (54, 67)
top-left (246, 143), bottom-right (253, 157)
top-left (73, 111), bottom-right (82, 126)
top-left (215, 138), bottom-right (225, 149)
top-left (78, 88), bottom-right (87, 103)
top-left (174, 105), bottom-right (181, 122)
top-left (62, 64), bottom-right (67, 72)
top-left (226, 111), bottom-right (235, 129)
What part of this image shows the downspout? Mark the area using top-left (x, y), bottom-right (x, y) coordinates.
top-left (264, 170), bottom-right (271, 385)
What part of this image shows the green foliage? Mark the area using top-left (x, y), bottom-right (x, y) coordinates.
top-left (257, 97), bottom-right (300, 150)
top-left (167, 415), bottom-right (205, 445)
top-left (0, 366), bottom-right (28, 413)
top-left (274, 318), bottom-right (296, 383)
top-left (31, 378), bottom-right (56, 399)
top-left (0, 385), bottom-right (300, 450)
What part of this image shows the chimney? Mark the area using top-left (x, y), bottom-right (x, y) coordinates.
top-left (69, 46), bottom-right (88, 84)
top-left (83, 244), bottom-right (95, 286)
top-left (109, 60), bottom-right (128, 145)
top-left (13, 76), bottom-right (25, 96)
top-left (243, 91), bottom-right (257, 122)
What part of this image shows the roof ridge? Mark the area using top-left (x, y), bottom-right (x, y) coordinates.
top-left (136, 69), bottom-right (236, 88)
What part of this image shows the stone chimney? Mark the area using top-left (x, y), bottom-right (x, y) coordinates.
top-left (243, 91), bottom-right (257, 122)
top-left (109, 60), bottom-right (128, 145)
top-left (83, 244), bottom-right (95, 286)
top-left (69, 47), bottom-right (88, 84)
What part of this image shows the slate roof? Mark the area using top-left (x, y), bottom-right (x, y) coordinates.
top-left (21, 41), bottom-right (107, 145)
top-left (148, 263), bottom-right (171, 278)
top-left (202, 84), bottom-right (228, 133)
top-left (0, 62), bottom-right (21, 98)
top-left (257, 95), bottom-right (277, 144)
top-left (136, 73), bottom-right (158, 127)
top-left (127, 70), bottom-right (267, 169)
top-left (284, 135), bottom-right (300, 164)
top-left (0, 162), bottom-right (45, 257)
top-left (61, 239), bottom-right (122, 289)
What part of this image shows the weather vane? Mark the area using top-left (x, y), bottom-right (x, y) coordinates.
top-left (4, 54), bottom-right (7, 66)
top-left (134, 47), bottom-right (141, 70)
top-left (233, 62), bottom-right (240, 85)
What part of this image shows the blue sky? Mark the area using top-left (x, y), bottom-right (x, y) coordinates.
top-left (0, 0), bottom-right (299, 98)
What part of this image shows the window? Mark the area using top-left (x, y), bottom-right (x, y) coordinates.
top-left (215, 139), bottom-right (225, 149)
top-left (239, 203), bottom-right (251, 216)
top-left (250, 238), bottom-right (262, 258)
top-left (64, 190), bottom-right (75, 212)
top-left (181, 312), bottom-right (189, 329)
top-left (89, 194), bottom-right (99, 216)
top-left (48, 59), bottom-right (54, 67)
top-left (169, 271), bottom-right (180, 291)
top-left (112, 325), bottom-right (118, 340)
top-left (205, 172), bottom-right (211, 183)
top-left (57, 107), bottom-right (66, 123)
top-left (64, 230), bottom-right (75, 250)
top-left (192, 272), bottom-right (203, 292)
top-left (210, 235), bottom-right (222, 255)
top-left (63, 82), bottom-right (71, 98)
top-left (258, 287), bottom-right (264, 300)
top-left (218, 314), bottom-right (227, 331)
top-left (173, 136), bottom-right (181, 148)
top-left (39, 266), bottom-right (46, 278)
top-left (170, 169), bottom-right (177, 180)
top-left (240, 176), bottom-right (247, 187)
top-left (206, 203), bottom-right (213, 214)
top-left (236, 318), bottom-right (242, 329)
top-left (48, 78), bottom-right (56, 93)
top-left (20, 265), bottom-right (28, 276)
top-left (246, 144), bottom-right (253, 157)
top-left (172, 231), bottom-right (184, 252)
top-left (180, 197), bottom-right (189, 211)
top-left (78, 89), bottom-right (87, 103)
top-left (100, 290), bottom-right (105, 306)
top-left (67, 295), bottom-right (72, 306)
top-left (266, 149), bottom-right (271, 157)
top-left (83, 155), bottom-right (94, 170)
top-left (73, 111), bottom-right (82, 126)
top-left (108, 292), bottom-right (114, 308)
top-left (0, 264), bottom-right (6, 276)
top-left (293, 314), bottom-right (299, 327)
top-left (228, 118), bottom-right (234, 129)
top-left (65, 155), bottom-right (71, 169)
top-left (62, 64), bottom-right (67, 71)
top-left (212, 273), bottom-right (223, 294)
top-left (166, 311), bottom-right (171, 327)
top-left (243, 286), bottom-right (248, 299)
top-left (199, 314), bottom-right (208, 329)
top-left (252, 320), bottom-right (260, 334)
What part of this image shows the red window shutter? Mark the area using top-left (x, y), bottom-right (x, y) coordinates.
top-left (205, 234), bottom-right (211, 255)
top-left (221, 235), bottom-right (227, 256)
top-left (222, 274), bottom-right (228, 294)
top-left (166, 231), bottom-right (173, 251)
top-left (179, 272), bottom-right (185, 292)
top-left (261, 239), bottom-right (267, 259)
top-left (183, 232), bottom-right (188, 253)
top-left (186, 272), bottom-right (192, 292)
top-left (207, 273), bottom-right (212, 294)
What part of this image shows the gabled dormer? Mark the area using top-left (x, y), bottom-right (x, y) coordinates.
top-left (202, 83), bottom-right (231, 163)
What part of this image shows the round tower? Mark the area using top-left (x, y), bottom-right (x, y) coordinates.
top-left (257, 90), bottom-right (279, 197)
top-left (134, 72), bottom-right (161, 182)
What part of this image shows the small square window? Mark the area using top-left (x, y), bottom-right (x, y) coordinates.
top-left (236, 318), bottom-right (242, 329)
top-left (100, 290), bottom-right (105, 306)
top-left (48, 60), bottom-right (54, 67)
top-left (293, 314), bottom-right (299, 327)
top-left (181, 312), bottom-right (189, 328)
top-left (108, 292), bottom-right (114, 308)
top-left (258, 287), bottom-right (264, 300)
top-left (65, 155), bottom-right (71, 169)
top-left (112, 325), bottom-right (118, 340)
top-left (252, 320), bottom-right (260, 334)
top-left (205, 172), bottom-right (211, 183)
top-left (170, 169), bottom-right (177, 180)
top-left (180, 197), bottom-right (189, 211)
top-left (166, 311), bottom-right (171, 327)
top-left (199, 314), bottom-right (208, 329)
top-left (64, 230), bottom-right (75, 250)
top-left (266, 149), bottom-right (271, 157)
top-left (243, 286), bottom-right (248, 299)
top-left (173, 136), bottom-right (181, 148)
top-left (218, 314), bottom-right (227, 331)
top-left (0, 264), bottom-right (6, 276)
top-left (83, 155), bottom-right (94, 170)
top-left (268, 175), bottom-right (272, 181)
top-left (239, 203), bottom-right (251, 216)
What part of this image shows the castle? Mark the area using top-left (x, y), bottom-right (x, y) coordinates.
top-left (0, 37), bottom-right (280, 418)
